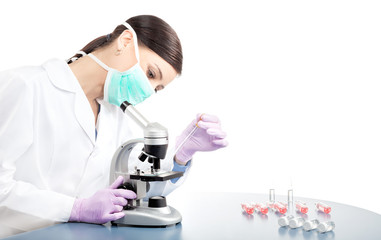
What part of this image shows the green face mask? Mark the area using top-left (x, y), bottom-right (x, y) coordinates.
top-left (88, 22), bottom-right (154, 107)
top-left (106, 66), bottom-right (154, 107)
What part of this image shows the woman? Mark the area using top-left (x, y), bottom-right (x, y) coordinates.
top-left (0, 15), bottom-right (227, 226)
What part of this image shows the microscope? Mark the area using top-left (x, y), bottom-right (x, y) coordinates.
top-left (109, 101), bottom-right (183, 227)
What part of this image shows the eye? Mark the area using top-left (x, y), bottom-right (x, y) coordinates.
top-left (147, 69), bottom-right (156, 79)
top-left (155, 85), bottom-right (164, 93)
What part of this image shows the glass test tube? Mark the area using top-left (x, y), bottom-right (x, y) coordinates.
top-left (269, 189), bottom-right (275, 202)
top-left (303, 219), bottom-right (320, 231)
top-left (288, 189), bottom-right (293, 203)
top-left (315, 202), bottom-right (331, 214)
top-left (317, 221), bottom-right (335, 233)
top-left (278, 215), bottom-right (294, 227)
top-left (295, 200), bottom-right (309, 214)
top-left (289, 217), bottom-right (305, 229)
top-left (266, 201), bottom-right (275, 210)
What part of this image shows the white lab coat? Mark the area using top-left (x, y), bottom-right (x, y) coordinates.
top-left (0, 59), bottom-right (190, 223)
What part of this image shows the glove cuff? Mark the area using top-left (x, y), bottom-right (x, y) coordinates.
top-left (175, 148), bottom-right (195, 164)
top-left (69, 198), bottom-right (83, 222)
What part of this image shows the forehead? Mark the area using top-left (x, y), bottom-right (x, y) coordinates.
top-left (138, 46), bottom-right (177, 83)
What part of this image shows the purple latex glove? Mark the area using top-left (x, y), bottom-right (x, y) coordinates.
top-left (175, 113), bottom-right (228, 164)
top-left (69, 176), bottom-right (136, 224)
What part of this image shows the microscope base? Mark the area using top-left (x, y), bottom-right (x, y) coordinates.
top-left (111, 203), bottom-right (182, 227)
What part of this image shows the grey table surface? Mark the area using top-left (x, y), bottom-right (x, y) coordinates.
top-left (2, 192), bottom-right (381, 240)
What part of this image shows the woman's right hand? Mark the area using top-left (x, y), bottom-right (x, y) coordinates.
top-left (69, 176), bottom-right (136, 224)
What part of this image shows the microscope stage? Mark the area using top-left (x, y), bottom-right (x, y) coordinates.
top-left (130, 171), bottom-right (184, 182)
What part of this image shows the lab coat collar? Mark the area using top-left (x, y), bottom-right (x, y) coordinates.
top-left (42, 59), bottom-right (96, 145)
top-left (42, 59), bottom-right (78, 93)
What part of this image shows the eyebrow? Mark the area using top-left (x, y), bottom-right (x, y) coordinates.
top-left (154, 63), bottom-right (163, 80)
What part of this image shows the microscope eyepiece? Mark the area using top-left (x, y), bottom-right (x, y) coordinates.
top-left (120, 101), bottom-right (131, 112)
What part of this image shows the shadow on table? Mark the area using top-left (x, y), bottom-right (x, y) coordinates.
top-left (60, 222), bottom-right (183, 240)
top-left (278, 226), bottom-right (335, 240)
top-left (0, 207), bottom-right (56, 239)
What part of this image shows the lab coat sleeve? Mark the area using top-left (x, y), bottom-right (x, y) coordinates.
top-left (144, 148), bottom-right (192, 198)
top-left (0, 72), bottom-right (75, 222)
top-left (171, 159), bottom-right (191, 183)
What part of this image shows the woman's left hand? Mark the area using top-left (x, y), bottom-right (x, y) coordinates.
top-left (175, 113), bottom-right (228, 165)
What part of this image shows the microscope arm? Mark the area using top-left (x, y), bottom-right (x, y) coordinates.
top-left (109, 138), bottom-right (144, 184)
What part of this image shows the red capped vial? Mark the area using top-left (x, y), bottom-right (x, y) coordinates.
top-left (241, 203), bottom-right (247, 210)
top-left (315, 202), bottom-right (331, 214)
top-left (295, 200), bottom-right (308, 214)
top-left (266, 201), bottom-right (275, 210)
top-left (274, 201), bottom-right (287, 214)
top-left (254, 203), bottom-right (269, 215)
top-left (241, 203), bottom-right (254, 215)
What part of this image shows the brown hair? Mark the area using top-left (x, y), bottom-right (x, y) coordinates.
top-left (67, 15), bottom-right (183, 74)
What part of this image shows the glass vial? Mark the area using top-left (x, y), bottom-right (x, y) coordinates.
top-left (303, 219), bottom-right (320, 231)
top-left (295, 200), bottom-right (309, 214)
top-left (269, 189), bottom-right (275, 202)
top-left (288, 189), bottom-right (293, 203)
top-left (317, 221), bottom-right (335, 233)
top-left (278, 215), bottom-right (295, 227)
top-left (274, 201), bottom-right (287, 214)
top-left (289, 217), bottom-right (305, 229)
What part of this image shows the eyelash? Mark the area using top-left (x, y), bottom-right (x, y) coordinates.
top-left (155, 85), bottom-right (164, 93)
top-left (147, 69), bottom-right (155, 79)
top-left (147, 68), bottom-right (163, 93)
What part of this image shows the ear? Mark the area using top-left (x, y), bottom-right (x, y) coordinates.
top-left (117, 30), bottom-right (134, 50)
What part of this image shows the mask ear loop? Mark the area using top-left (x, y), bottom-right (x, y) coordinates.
top-left (76, 50), bottom-right (87, 57)
top-left (121, 22), bottom-right (140, 62)
top-left (88, 53), bottom-right (111, 71)
top-left (67, 50), bottom-right (88, 63)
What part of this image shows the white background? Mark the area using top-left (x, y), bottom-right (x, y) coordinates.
top-left (0, 0), bottom-right (380, 214)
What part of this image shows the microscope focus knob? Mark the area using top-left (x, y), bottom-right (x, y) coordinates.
top-left (148, 196), bottom-right (167, 208)
top-left (117, 182), bottom-right (136, 193)
top-left (117, 182), bottom-right (137, 210)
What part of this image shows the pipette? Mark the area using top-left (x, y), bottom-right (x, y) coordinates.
top-left (174, 116), bottom-right (203, 156)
